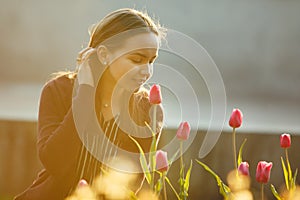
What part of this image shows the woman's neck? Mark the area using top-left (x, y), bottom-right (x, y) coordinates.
top-left (97, 69), bottom-right (129, 120)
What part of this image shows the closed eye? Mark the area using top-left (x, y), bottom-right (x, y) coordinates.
top-left (128, 52), bottom-right (157, 64)
top-left (130, 56), bottom-right (143, 63)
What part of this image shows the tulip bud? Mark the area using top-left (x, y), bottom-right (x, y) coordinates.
top-left (229, 108), bottom-right (243, 128)
top-left (77, 179), bottom-right (88, 188)
top-left (238, 162), bottom-right (250, 176)
top-left (149, 84), bottom-right (162, 104)
top-left (176, 121), bottom-right (191, 141)
top-left (256, 161), bottom-right (273, 184)
top-left (156, 150), bottom-right (169, 172)
top-left (280, 133), bottom-right (291, 148)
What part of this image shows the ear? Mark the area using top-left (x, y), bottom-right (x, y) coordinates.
top-left (96, 45), bottom-right (110, 65)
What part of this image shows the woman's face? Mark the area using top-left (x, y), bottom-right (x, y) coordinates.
top-left (107, 32), bottom-right (159, 91)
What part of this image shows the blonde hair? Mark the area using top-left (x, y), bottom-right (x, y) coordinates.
top-left (52, 8), bottom-right (165, 80)
top-left (88, 8), bottom-right (165, 48)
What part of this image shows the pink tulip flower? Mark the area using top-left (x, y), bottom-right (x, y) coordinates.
top-left (280, 133), bottom-right (291, 148)
top-left (238, 162), bottom-right (250, 176)
top-left (156, 150), bottom-right (169, 172)
top-left (149, 84), bottom-right (162, 104)
top-left (229, 108), bottom-right (243, 128)
top-left (77, 179), bottom-right (88, 188)
top-left (176, 121), bottom-right (191, 141)
top-left (256, 161), bottom-right (273, 184)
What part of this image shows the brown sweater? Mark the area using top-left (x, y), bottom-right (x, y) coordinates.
top-left (14, 74), bottom-right (163, 200)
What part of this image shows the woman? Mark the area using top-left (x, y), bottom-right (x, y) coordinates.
top-left (15, 8), bottom-right (165, 200)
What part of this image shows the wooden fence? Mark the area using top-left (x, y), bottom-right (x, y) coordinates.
top-left (0, 119), bottom-right (299, 199)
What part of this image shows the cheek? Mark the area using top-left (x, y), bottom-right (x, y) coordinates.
top-left (110, 61), bottom-right (140, 80)
top-left (121, 65), bottom-right (140, 80)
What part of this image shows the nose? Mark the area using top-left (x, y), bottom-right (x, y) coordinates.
top-left (139, 63), bottom-right (153, 79)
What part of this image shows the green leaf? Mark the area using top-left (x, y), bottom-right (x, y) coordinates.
top-left (287, 156), bottom-right (292, 182)
top-left (237, 139), bottom-right (247, 166)
top-left (178, 177), bottom-right (185, 187)
top-left (145, 121), bottom-right (157, 172)
top-left (178, 164), bottom-right (187, 199)
top-left (165, 176), bottom-right (181, 200)
top-left (155, 177), bottom-right (163, 194)
top-left (145, 121), bottom-right (158, 190)
top-left (149, 133), bottom-right (157, 172)
top-left (271, 184), bottom-right (282, 200)
top-left (179, 163), bottom-right (185, 179)
top-left (128, 135), bottom-right (151, 184)
top-left (281, 157), bottom-right (289, 190)
top-left (196, 159), bottom-right (231, 198)
top-left (292, 168), bottom-right (298, 190)
top-left (179, 162), bottom-right (185, 186)
top-left (100, 166), bottom-right (109, 175)
top-left (184, 160), bottom-right (193, 193)
top-left (129, 190), bottom-right (139, 200)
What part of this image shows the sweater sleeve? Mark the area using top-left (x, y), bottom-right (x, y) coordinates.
top-left (37, 77), bottom-right (93, 177)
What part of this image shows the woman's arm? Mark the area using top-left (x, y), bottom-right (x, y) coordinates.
top-left (37, 76), bottom-right (93, 177)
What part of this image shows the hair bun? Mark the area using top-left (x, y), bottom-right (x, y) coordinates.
top-left (88, 23), bottom-right (97, 36)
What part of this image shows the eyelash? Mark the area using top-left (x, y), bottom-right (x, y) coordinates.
top-left (130, 57), bottom-right (156, 64)
top-left (131, 59), bottom-right (142, 63)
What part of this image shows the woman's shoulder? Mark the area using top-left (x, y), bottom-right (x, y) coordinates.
top-left (41, 71), bottom-right (77, 98)
top-left (43, 71), bottom-right (76, 89)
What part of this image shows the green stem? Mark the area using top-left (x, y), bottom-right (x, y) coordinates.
top-left (165, 177), bottom-right (180, 200)
top-left (163, 173), bottom-right (167, 200)
top-left (261, 183), bottom-right (264, 200)
top-left (152, 105), bottom-right (157, 132)
top-left (150, 105), bottom-right (157, 190)
top-left (150, 165), bottom-right (154, 190)
top-left (285, 148), bottom-right (292, 186)
top-left (180, 141), bottom-right (186, 200)
top-left (285, 148), bottom-right (289, 165)
top-left (180, 141), bottom-right (185, 178)
top-left (232, 128), bottom-right (237, 170)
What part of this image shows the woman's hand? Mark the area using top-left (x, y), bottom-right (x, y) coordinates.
top-left (76, 47), bottom-right (96, 87)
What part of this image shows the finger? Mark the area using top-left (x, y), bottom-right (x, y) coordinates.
top-left (82, 48), bottom-right (96, 59)
top-left (77, 47), bottom-right (96, 64)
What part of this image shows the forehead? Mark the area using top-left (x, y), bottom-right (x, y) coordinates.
top-left (124, 32), bottom-right (159, 49)
top-left (112, 32), bottom-right (159, 57)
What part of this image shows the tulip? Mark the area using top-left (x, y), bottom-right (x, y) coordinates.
top-left (280, 133), bottom-right (291, 148)
top-left (256, 161), bottom-right (273, 184)
top-left (229, 109), bottom-right (243, 128)
top-left (176, 121), bottom-right (191, 141)
top-left (229, 108), bottom-right (243, 170)
top-left (238, 162), bottom-right (250, 176)
top-left (149, 84), bottom-right (162, 104)
top-left (176, 121), bottom-right (191, 199)
top-left (77, 179), bottom-right (88, 188)
top-left (156, 150), bottom-right (169, 172)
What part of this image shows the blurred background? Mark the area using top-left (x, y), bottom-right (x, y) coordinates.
top-left (0, 0), bottom-right (299, 199)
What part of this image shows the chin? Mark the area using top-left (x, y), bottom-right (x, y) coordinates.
top-left (121, 81), bottom-right (142, 92)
